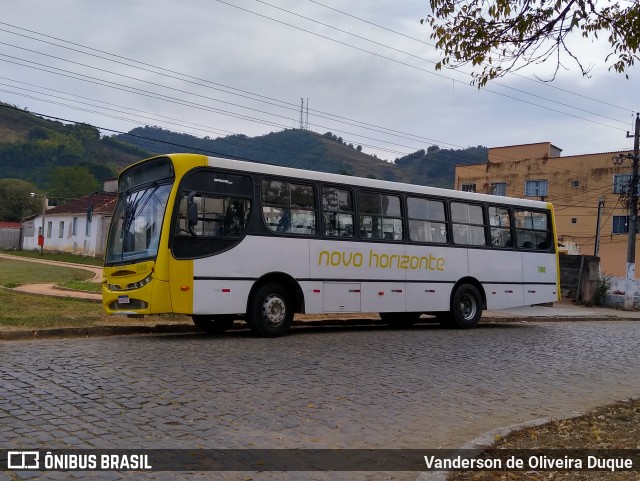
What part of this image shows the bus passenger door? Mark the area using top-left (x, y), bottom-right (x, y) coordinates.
top-left (322, 283), bottom-right (361, 312)
top-left (523, 253), bottom-right (558, 305)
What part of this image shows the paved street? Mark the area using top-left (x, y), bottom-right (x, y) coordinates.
top-left (2, 321), bottom-right (640, 481)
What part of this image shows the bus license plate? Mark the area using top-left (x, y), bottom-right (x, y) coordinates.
top-left (118, 295), bottom-right (130, 304)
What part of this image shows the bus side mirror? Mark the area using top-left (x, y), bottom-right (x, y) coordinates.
top-left (187, 191), bottom-right (198, 237)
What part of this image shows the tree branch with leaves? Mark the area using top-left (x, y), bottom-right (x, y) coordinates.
top-left (423, 0), bottom-right (640, 86)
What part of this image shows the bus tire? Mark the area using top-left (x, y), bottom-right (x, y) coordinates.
top-left (247, 282), bottom-right (294, 337)
top-left (192, 315), bottom-right (235, 334)
top-left (379, 312), bottom-right (421, 326)
top-left (448, 284), bottom-right (482, 329)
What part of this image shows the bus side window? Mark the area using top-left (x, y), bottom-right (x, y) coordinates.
top-left (451, 202), bottom-right (486, 246)
top-left (489, 206), bottom-right (512, 248)
top-left (514, 209), bottom-right (552, 250)
top-left (407, 197), bottom-right (448, 244)
top-left (176, 193), bottom-right (250, 238)
top-left (262, 179), bottom-right (316, 235)
top-left (358, 191), bottom-right (403, 241)
top-left (322, 187), bottom-right (354, 238)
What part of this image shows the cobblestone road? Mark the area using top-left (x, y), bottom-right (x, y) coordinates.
top-left (2, 321), bottom-right (640, 481)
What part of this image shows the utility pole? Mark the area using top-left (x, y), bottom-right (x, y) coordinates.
top-left (305, 97), bottom-right (309, 130)
top-left (625, 113), bottom-right (640, 310)
top-left (594, 196), bottom-right (604, 257)
top-left (299, 98), bottom-right (304, 130)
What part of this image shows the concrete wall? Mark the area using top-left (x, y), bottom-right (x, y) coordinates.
top-left (559, 254), bottom-right (600, 304)
top-left (0, 228), bottom-right (21, 249)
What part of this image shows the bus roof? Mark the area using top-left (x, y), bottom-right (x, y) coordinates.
top-left (173, 154), bottom-right (551, 210)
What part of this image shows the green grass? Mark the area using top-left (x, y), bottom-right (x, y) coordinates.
top-left (0, 258), bottom-right (94, 287)
top-left (0, 289), bottom-right (191, 329)
top-left (56, 280), bottom-right (102, 292)
top-left (0, 255), bottom-right (191, 330)
top-left (2, 249), bottom-right (104, 266)
top-left (0, 289), bottom-right (108, 328)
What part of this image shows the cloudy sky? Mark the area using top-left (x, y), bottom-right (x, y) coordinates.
top-left (1, 0), bottom-right (638, 163)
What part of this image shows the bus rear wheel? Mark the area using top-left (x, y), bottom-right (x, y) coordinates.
top-left (192, 315), bottom-right (236, 334)
top-left (247, 282), bottom-right (294, 337)
top-left (445, 284), bottom-right (483, 329)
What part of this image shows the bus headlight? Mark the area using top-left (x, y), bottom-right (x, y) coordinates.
top-left (107, 273), bottom-right (153, 291)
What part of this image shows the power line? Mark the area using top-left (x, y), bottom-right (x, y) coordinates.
top-left (253, 0), bottom-right (628, 127)
top-left (304, 0), bottom-right (632, 114)
top-left (0, 19), bottom-right (633, 189)
top-left (0, 18), bottom-right (631, 168)
top-left (213, 0), bottom-right (628, 132)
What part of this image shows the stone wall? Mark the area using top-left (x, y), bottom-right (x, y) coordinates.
top-left (559, 254), bottom-right (600, 303)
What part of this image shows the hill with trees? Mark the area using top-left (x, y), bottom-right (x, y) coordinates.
top-left (0, 103), bottom-right (148, 192)
top-left (0, 102), bottom-right (489, 221)
top-left (114, 126), bottom-right (487, 187)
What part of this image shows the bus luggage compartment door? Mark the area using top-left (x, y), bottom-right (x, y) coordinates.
top-left (322, 282), bottom-right (361, 312)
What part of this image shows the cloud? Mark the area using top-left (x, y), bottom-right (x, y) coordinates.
top-left (0, 0), bottom-right (638, 162)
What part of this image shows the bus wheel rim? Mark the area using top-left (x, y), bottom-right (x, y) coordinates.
top-left (458, 294), bottom-right (477, 320)
top-left (262, 294), bottom-right (286, 327)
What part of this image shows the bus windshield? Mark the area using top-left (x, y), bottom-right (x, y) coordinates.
top-left (105, 183), bottom-right (172, 264)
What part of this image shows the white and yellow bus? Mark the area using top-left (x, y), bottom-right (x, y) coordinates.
top-left (102, 153), bottom-right (560, 337)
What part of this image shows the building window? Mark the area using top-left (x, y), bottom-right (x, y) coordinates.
top-left (461, 183), bottom-right (476, 193)
top-left (613, 215), bottom-right (629, 234)
top-left (525, 180), bottom-right (548, 197)
top-left (490, 182), bottom-right (506, 196)
top-left (85, 219), bottom-right (91, 236)
top-left (72, 217), bottom-right (78, 236)
top-left (572, 180), bottom-right (580, 188)
top-left (571, 218), bottom-right (577, 224)
top-left (613, 174), bottom-right (632, 194)
top-left (47, 221), bottom-right (52, 238)
top-left (58, 221), bottom-right (64, 238)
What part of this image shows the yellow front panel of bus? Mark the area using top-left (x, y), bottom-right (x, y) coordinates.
top-left (167, 256), bottom-right (194, 314)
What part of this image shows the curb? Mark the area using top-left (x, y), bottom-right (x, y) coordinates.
top-left (415, 410), bottom-right (585, 481)
top-left (0, 318), bottom-right (391, 341)
top-left (0, 316), bottom-right (626, 341)
top-left (0, 324), bottom-right (199, 340)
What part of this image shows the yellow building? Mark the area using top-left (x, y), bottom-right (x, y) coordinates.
top-left (454, 142), bottom-right (636, 278)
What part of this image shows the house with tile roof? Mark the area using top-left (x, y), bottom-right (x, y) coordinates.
top-left (22, 192), bottom-right (118, 258)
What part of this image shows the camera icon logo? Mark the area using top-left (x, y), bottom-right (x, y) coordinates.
top-left (7, 451), bottom-right (40, 469)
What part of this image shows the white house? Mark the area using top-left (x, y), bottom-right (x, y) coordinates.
top-left (22, 193), bottom-right (118, 257)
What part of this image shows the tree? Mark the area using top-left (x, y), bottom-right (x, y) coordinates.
top-left (424, 0), bottom-right (640, 86)
top-left (0, 179), bottom-right (42, 222)
top-left (48, 166), bottom-right (100, 201)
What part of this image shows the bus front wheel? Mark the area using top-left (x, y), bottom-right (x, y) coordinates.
top-left (192, 315), bottom-right (236, 334)
top-left (446, 284), bottom-right (483, 329)
top-left (247, 282), bottom-right (294, 337)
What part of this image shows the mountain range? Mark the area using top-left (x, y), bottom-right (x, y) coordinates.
top-left (0, 102), bottom-right (488, 190)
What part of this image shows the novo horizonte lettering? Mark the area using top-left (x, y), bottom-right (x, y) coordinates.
top-left (318, 249), bottom-right (445, 271)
